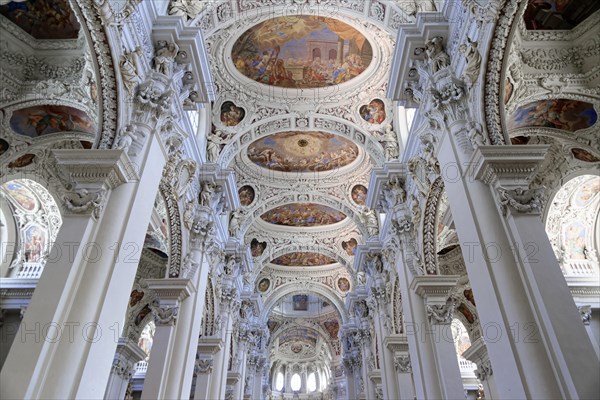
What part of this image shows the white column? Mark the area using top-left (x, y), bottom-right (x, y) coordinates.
top-left (369, 298), bottom-right (399, 400)
top-left (140, 278), bottom-right (195, 400)
top-left (385, 336), bottom-right (415, 400)
top-left (104, 338), bottom-right (147, 400)
top-left (465, 145), bottom-right (600, 398)
top-left (393, 239), bottom-right (445, 399)
top-left (208, 286), bottom-right (239, 400)
top-left (463, 337), bottom-right (497, 399)
top-left (192, 338), bottom-right (222, 400)
top-left (410, 275), bottom-right (464, 400)
top-left (1, 144), bottom-right (166, 400)
top-left (232, 327), bottom-right (250, 400)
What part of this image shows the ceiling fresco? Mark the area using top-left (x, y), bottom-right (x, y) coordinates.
top-left (232, 16), bottom-right (372, 88)
top-left (279, 327), bottom-right (318, 347)
top-left (260, 203), bottom-right (347, 227)
top-left (507, 99), bottom-right (597, 132)
top-left (270, 252), bottom-right (336, 266)
top-left (0, 0), bottom-right (80, 40)
top-left (523, 0), bottom-right (600, 30)
top-left (9, 105), bottom-right (96, 138)
top-left (247, 131), bottom-right (359, 173)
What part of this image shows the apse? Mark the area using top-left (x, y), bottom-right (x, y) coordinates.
top-left (247, 131), bottom-right (359, 173)
top-left (232, 16), bottom-right (372, 88)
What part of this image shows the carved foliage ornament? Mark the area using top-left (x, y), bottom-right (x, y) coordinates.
top-left (426, 301), bottom-right (455, 325)
top-left (394, 354), bottom-right (411, 373)
top-left (497, 186), bottom-right (546, 217)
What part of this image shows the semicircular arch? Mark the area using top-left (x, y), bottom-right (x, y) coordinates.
top-left (260, 282), bottom-right (349, 324)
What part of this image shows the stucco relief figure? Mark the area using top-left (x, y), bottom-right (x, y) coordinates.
top-left (229, 209), bottom-right (243, 236)
top-left (459, 38), bottom-right (482, 87)
top-left (199, 181), bottom-right (216, 207)
top-left (419, 135), bottom-right (440, 175)
top-left (153, 41), bottom-right (179, 76)
top-left (397, 0), bottom-right (437, 16)
top-left (114, 124), bottom-right (140, 154)
top-left (119, 47), bottom-right (142, 95)
top-left (425, 36), bottom-right (450, 74)
top-left (376, 125), bottom-right (400, 161)
top-left (167, 0), bottom-right (205, 20)
top-left (206, 130), bottom-right (229, 163)
top-left (360, 207), bottom-right (379, 237)
top-left (382, 175), bottom-right (406, 210)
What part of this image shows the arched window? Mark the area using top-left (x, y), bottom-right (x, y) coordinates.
top-left (138, 320), bottom-right (155, 359)
top-left (307, 372), bottom-right (316, 392)
top-left (290, 373), bottom-right (301, 391)
top-left (275, 372), bottom-right (284, 391)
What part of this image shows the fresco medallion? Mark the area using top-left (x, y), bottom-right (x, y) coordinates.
top-left (232, 16), bottom-right (372, 88)
top-left (238, 185), bottom-right (255, 206)
top-left (260, 203), bottom-right (346, 227)
top-left (359, 99), bottom-right (386, 124)
top-left (351, 185), bottom-right (368, 206)
top-left (247, 131), bottom-right (358, 172)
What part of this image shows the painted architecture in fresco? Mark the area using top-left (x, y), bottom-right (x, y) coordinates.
top-left (260, 203), bottom-right (346, 227)
top-left (232, 16), bottom-right (372, 88)
top-left (247, 131), bottom-right (359, 173)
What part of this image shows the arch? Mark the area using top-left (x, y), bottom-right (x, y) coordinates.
top-left (0, 179), bottom-right (62, 278)
top-left (260, 282), bottom-right (349, 324)
top-left (544, 174), bottom-right (600, 279)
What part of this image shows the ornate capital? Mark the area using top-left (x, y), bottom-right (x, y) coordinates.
top-left (497, 186), bottom-right (546, 217)
top-left (426, 302), bottom-right (455, 325)
top-left (111, 357), bottom-right (135, 380)
top-left (151, 304), bottom-right (179, 326)
top-left (195, 357), bottom-right (214, 375)
top-left (578, 305), bottom-right (592, 325)
top-left (475, 359), bottom-right (493, 382)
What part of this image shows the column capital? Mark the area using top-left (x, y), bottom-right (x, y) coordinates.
top-left (197, 337), bottom-right (224, 354)
top-left (470, 145), bottom-right (549, 188)
top-left (145, 278), bottom-right (196, 301)
top-left (195, 356), bottom-right (214, 375)
top-left (462, 337), bottom-right (489, 365)
top-left (52, 149), bottom-right (136, 190)
top-left (116, 337), bottom-right (147, 364)
top-left (51, 149), bottom-right (137, 219)
top-left (410, 275), bottom-right (460, 303)
top-left (394, 354), bottom-right (412, 374)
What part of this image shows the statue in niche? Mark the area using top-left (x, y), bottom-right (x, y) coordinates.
top-left (425, 36), bottom-right (450, 74)
top-left (375, 125), bottom-right (399, 161)
top-left (459, 38), bottom-right (482, 87)
top-left (153, 41), bottom-right (179, 76)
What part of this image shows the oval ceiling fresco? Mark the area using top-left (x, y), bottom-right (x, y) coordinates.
top-left (507, 99), bottom-right (597, 132)
top-left (260, 203), bottom-right (346, 227)
top-left (271, 252), bottom-right (337, 266)
top-left (232, 16), bottom-right (372, 88)
top-left (247, 131), bottom-right (359, 172)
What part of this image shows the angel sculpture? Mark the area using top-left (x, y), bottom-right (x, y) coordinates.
top-left (376, 125), bottom-right (400, 161)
